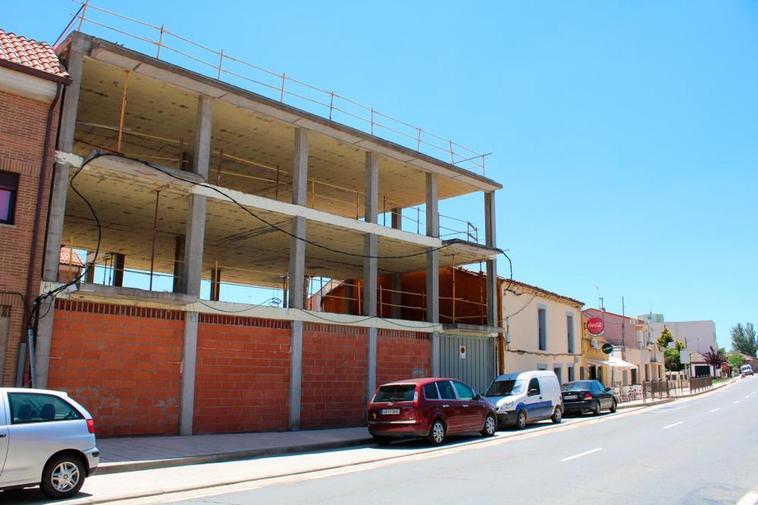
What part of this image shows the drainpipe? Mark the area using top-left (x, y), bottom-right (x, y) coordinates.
top-left (23, 83), bottom-right (63, 379)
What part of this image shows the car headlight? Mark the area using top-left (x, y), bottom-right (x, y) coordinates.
top-left (498, 400), bottom-right (515, 412)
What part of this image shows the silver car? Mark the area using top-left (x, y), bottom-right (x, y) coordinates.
top-left (0, 388), bottom-right (99, 499)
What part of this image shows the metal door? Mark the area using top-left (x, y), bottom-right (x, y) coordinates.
top-left (439, 334), bottom-right (496, 395)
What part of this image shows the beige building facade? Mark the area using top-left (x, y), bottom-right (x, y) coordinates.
top-left (500, 280), bottom-right (584, 384)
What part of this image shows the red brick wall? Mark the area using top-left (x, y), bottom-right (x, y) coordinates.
top-left (301, 324), bottom-right (367, 429)
top-left (377, 330), bottom-right (432, 387)
top-left (193, 315), bottom-right (291, 434)
top-left (0, 90), bottom-right (59, 385)
top-left (48, 301), bottom-right (184, 437)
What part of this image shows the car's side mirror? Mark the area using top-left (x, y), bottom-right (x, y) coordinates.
top-left (605, 387), bottom-right (612, 392)
top-left (474, 393), bottom-right (482, 400)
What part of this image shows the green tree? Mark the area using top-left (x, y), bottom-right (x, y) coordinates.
top-left (664, 340), bottom-right (686, 371)
top-left (728, 351), bottom-right (746, 370)
top-left (657, 327), bottom-right (674, 350)
top-left (731, 323), bottom-right (757, 357)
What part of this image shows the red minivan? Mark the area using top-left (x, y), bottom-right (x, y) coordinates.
top-left (367, 377), bottom-right (497, 445)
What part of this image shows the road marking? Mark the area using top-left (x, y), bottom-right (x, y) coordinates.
top-left (560, 448), bottom-right (602, 462)
top-left (709, 408), bottom-right (720, 413)
top-left (747, 395), bottom-right (751, 399)
top-left (735, 400), bottom-right (741, 404)
top-left (663, 421), bottom-right (683, 429)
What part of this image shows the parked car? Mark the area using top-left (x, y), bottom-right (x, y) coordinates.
top-left (740, 364), bottom-right (754, 377)
top-left (484, 370), bottom-right (563, 429)
top-left (368, 378), bottom-right (497, 445)
top-left (561, 380), bottom-right (618, 416)
top-left (0, 388), bottom-right (99, 499)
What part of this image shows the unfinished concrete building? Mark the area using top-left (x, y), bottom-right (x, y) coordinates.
top-left (36, 10), bottom-right (502, 436)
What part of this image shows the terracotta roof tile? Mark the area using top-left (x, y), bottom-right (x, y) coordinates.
top-left (0, 29), bottom-right (69, 81)
top-left (59, 247), bottom-right (84, 267)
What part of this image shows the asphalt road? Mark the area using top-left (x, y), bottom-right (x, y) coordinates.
top-left (172, 377), bottom-right (758, 505)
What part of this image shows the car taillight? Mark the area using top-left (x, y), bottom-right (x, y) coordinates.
top-left (413, 390), bottom-right (419, 407)
top-left (583, 393), bottom-right (593, 400)
top-left (86, 418), bottom-right (95, 434)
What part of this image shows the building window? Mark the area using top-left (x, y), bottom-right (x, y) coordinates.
top-left (538, 306), bottom-right (547, 351)
top-left (0, 171), bottom-right (19, 225)
top-left (554, 366), bottom-right (562, 383)
top-left (567, 313), bottom-right (575, 353)
top-left (568, 366), bottom-right (575, 382)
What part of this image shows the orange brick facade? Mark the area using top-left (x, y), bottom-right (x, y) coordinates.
top-left (47, 300), bottom-right (434, 436)
top-left (0, 89), bottom-right (58, 386)
top-left (301, 324), bottom-right (368, 429)
top-left (193, 315), bottom-right (291, 434)
top-left (48, 300), bottom-right (184, 437)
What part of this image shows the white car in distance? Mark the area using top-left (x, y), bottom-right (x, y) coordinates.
top-left (0, 388), bottom-right (99, 499)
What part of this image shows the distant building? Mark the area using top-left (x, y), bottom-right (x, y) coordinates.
top-left (648, 320), bottom-right (717, 355)
top-left (638, 313), bottom-right (664, 324)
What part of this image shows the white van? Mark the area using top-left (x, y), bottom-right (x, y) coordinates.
top-left (484, 370), bottom-right (563, 430)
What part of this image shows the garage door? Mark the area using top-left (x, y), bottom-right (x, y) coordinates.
top-left (439, 334), bottom-right (496, 394)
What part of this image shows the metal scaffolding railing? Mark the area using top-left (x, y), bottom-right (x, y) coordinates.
top-left (55, 1), bottom-right (491, 175)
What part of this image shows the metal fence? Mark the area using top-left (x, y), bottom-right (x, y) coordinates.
top-left (55, 1), bottom-right (491, 175)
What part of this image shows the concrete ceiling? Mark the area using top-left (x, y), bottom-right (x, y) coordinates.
top-left (73, 58), bottom-right (482, 223)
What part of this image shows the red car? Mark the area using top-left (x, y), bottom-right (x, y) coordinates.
top-left (368, 377), bottom-right (498, 445)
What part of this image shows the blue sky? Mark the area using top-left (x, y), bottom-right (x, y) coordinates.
top-left (5, 1), bottom-right (757, 349)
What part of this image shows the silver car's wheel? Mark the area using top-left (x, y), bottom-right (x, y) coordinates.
top-left (41, 455), bottom-right (85, 499)
top-left (427, 419), bottom-right (446, 445)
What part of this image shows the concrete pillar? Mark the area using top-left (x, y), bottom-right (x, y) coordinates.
top-left (43, 38), bottom-right (89, 281)
top-left (363, 152), bottom-right (379, 401)
top-left (172, 235), bottom-right (185, 293)
top-left (289, 128), bottom-right (308, 429)
top-left (179, 312), bottom-right (198, 435)
top-left (181, 95), bottom-right (213, 296)
top-left (85, 251), bottom-right (96, 284)
top-left (112, 253), bottom-right (125, 287)
top-left (390, 208), bottom-right (402, 318)
top-left (32, 296), bottom-right (55, 388)
top-left (484, 191), bottom-right (498, 327)
top-left (426, 173), bottom-right (440, 323)
top-left (426, 173), bottom-right (441, 376)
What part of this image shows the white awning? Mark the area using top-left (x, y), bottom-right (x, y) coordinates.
top-left (586, 356), bottom-right (637, 370)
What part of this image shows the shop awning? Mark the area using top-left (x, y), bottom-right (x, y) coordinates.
top-left (586, 356), bottom-right (637, 370)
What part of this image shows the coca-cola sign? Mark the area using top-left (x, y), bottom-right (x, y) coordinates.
top-left (586, 316), bottom-right (604, 335)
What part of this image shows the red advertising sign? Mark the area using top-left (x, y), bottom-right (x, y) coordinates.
top-left (586, 317), bottom-right (605, 335)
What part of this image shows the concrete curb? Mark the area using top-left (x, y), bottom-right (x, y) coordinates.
top-left (95, 437), bottom-right (374, 475)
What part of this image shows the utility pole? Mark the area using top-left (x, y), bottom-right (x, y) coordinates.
top-left (621, 296), bottom-right (625, 386)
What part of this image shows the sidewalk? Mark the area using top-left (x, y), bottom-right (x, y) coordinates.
top-left (616, 377), bottom-right (735, 410)
top-left (97, 378), bottom-right (738, 475)
top-left (97, 427), bottom-right (371, 474)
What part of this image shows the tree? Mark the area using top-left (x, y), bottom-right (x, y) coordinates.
top-left (664, 340), bottom-right (686, 372)
top-left (657, 327), bottom-right (674, 350)
top-left (702, 346), bottom-right (727, 371)
top-left (728, 351), bottom-right (746, 370)
top-left (731, 323), bottom-right (757, 357)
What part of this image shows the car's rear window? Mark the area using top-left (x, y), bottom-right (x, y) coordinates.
top-left (374, 385), bottom-right (416, 402)
top-left (562, 381), bottom-right (594, 392)
top-left (485, 379), bottom-right (524, 397)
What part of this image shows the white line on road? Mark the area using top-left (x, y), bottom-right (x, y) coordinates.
top-left (709, 408), bottom-right (721, 413)
top-left (736, 487), bottom-right (758, 505)
top-left (560, 448), bottom-right (603, 462)
top-left (735, 400), bottom-right (741, 404)
top-left (663, 421), bottom-right (683, 429)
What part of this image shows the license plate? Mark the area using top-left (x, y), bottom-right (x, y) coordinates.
top-left (381, 409), bottom-right (400, 415)
top-left (563, 394), bottom-right (578, 400)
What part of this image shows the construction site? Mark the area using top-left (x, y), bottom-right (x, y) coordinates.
top-left (32, 3), bottom-right (503, 436)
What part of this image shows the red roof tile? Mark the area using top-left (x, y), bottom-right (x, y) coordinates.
top-left (59, 247), bottom-right (83, 267)
top-left (0, 29), bottom-right (70, 82)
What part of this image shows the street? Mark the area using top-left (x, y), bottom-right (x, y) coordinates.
top-left (108, 377), bottom-right (758, 505)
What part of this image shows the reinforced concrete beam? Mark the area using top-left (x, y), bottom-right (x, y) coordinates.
top-left (363, 152), bottom-right (379, 402)
top-left (179, 312), bottom-right (198, 435)
top-left (181, 95), bottom-right (213, 296)
top-left (44, 38), bottom-right (90, 281)
top-left (484, 191), bottom-right (498, 327)
top-left (426, 173), bottom-right (440, 324)
top-left (289, 128), bottom-right (308, 429)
